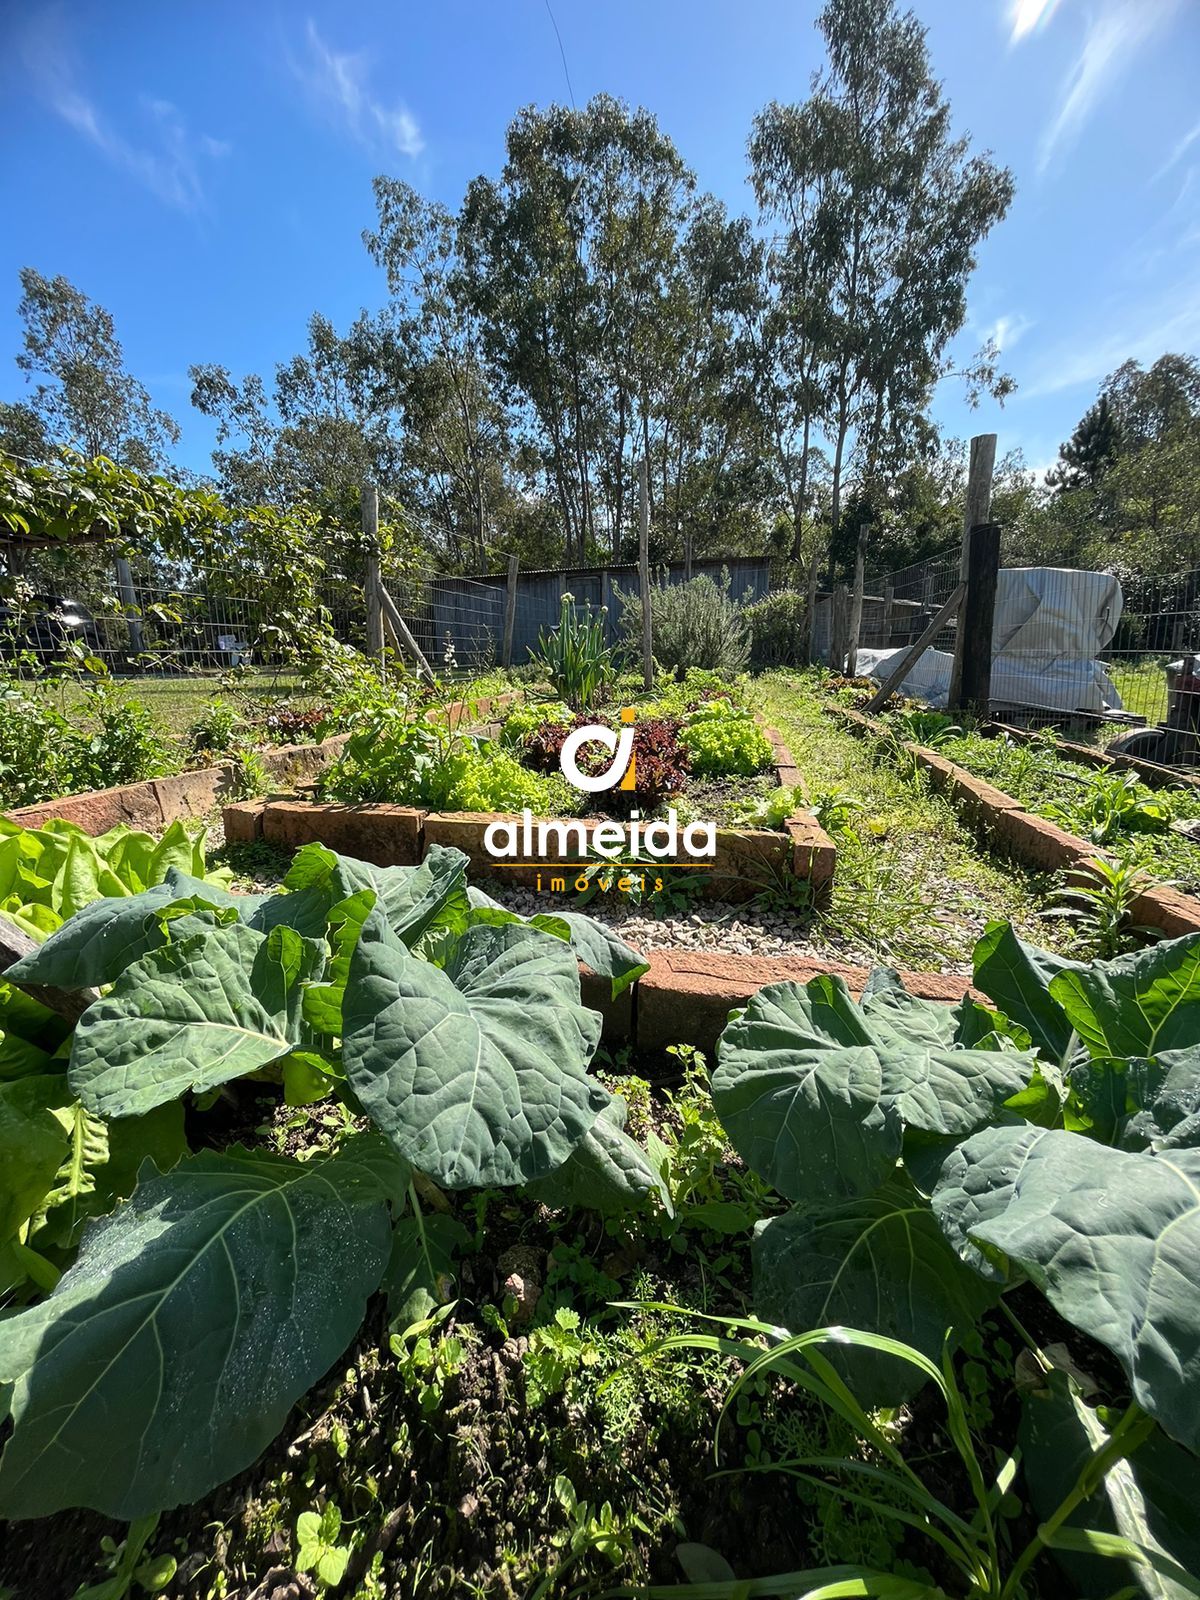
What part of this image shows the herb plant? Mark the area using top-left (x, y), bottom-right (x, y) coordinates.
top-left (530, 593), bottom-right (614, 711)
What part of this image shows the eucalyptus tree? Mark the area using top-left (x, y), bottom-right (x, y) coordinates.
top-left (458, 94), bottom-right (712, 563)
top-left (750, 0), bottom-right (1014, 576)
top-left (11, 268), bottom-right (180, 469)
top-left (189, 309), bottom-right (401, 525)
top-left (362, 178), bottom-right (515, 570)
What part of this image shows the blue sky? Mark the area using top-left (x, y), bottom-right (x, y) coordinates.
top-left (0, 0), bottom-right (1197, 482)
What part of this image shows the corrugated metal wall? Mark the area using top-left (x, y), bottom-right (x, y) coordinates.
top-left (419, 558), bottom-right (771, 667)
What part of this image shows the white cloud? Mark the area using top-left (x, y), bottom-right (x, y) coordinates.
top-left (1155, 117), bottom-right (1200, 182)
top-left (294, 20), bottom-right (424, 159)
top-left (1034, 0), bottom-right (1182, 174)
top-left (19, 8), bottom-right (228, 213)
top-left (1008, 0), bottom-right (1062, 44)
top-left (1021, 275), bottom-right (1200, 398)
top-left (986, 313), bottom-right (1035, 353)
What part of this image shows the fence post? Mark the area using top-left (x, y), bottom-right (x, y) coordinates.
top-left (803, 551), bottom-right (819, 666)
top-left (830, 583), bottom-right (850, 673)
top-left (362, 482), bottom-right (384, 667)
top-left (951, 523), bottom-right (1002, 716)
top-left (501, 555), bottom-right (518, 668)
top-left (959, 434), bottom-right (996, 579)
top-left (638, 457), bottom-right (653, 690)
top-left (883, 580), bottom-right (896, 644)
top-left (847, 522), bottom-right (869, 676)
top-left (114, 555), bottom-right (144, 661)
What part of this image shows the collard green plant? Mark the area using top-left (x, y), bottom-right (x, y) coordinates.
top-left (0, 841), bottom-right (653, 1521)
top-left (711, 916), bottom-right (1200, 1454)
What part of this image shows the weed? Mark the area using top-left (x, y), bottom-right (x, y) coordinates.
top-left (1042, 855), bottom-right (1167, 957)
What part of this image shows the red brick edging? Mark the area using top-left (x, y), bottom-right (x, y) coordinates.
top-left (830, 705), bottom-right (1200, 938)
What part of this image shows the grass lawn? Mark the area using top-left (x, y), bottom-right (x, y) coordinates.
top-left (1105, 655), bottom-right (1170, 726)
top-left (753, 668), bottom-right (1071, 969)
top-left (45, 668), bottom-right (313, 741)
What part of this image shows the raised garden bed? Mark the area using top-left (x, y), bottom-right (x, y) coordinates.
top-left (833, 704), bottom-right (1200, 937)
top-left (223, 720), bottom-right (836, 904)
top-left (0, 691), bottom-right (518, 838)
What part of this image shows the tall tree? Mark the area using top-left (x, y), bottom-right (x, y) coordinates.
top-left (750, 0), bottom-right (1014, 575)
top-left (1048, 393), bottom-right (1121, 492)
top-left (459, 95), bottom-right (732, 563)
top-left (11, 268), bottom-right (180, 468)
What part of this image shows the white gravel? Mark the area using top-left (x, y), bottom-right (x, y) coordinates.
top-left (476, 878), bottom-right (876, 966)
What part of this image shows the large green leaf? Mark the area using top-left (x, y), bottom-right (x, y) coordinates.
top-left (6, 884), bottom-right (183, 990)
top-left (1020, 1372), bottom-right (1200, 1600)
top-left (712, 979), bottom-right (902, 1203)
top-left (342, 911), bottom-right (607, 1189)
top-left (752, 1176), bottom-right (999, 1405)
top-left (331, 844), bottom-right (470, 949)
top-left (1049, 934), bottom-right (1200, 1060)
top-left (381, 1212), bottom-right (470, 1329)
top-left (0, 1076), bottom-right (69, 1241)
top-left (0, 1137), bottom-right (393, 1520)
top-left (972, 921), bottom-right (1083, 1063)
top-left (467, 886), bottom-right (649, 998)
top-left (526, 1095), bottom-right (672, 1216)
top-left (68, 922), bottom-right (323, 1117)
top-left (713, 974), bottom-right (1032, 1203)
top-left (935, 1125), bottom-right (1200, 1451)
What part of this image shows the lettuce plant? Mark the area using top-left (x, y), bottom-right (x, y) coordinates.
top-left (0, 843), bottom-right (651, 1521)
top-left (711, 920), bottom-right (1200, 1457)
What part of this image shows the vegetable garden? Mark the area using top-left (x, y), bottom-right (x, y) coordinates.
top-left (2, 466), bottom-right (1200, 1599)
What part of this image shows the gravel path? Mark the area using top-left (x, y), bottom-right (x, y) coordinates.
top-left (476, 877), bottom-right (899, 970)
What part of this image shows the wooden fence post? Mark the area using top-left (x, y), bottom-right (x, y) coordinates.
top-left (803, 551), bottom-right (819, 666)
top-left (114, 555), bottom-right (144, 660)
top-left (958, 434), bottom-right (996, 579)
top-left (501, 555), bottom-right (518, 668)
top-left (847, 522), bottom-right (869, 676)
top-left (362, 482), bottom-right (384, 666)
top-left (952, 523), bottom-right (1002, 716)
top-left (947, 437), bottom-right (996, 706)
top-left (830, 583), bottom-right (850, 673)
top-left (638, 458), bottom-right (653, 690)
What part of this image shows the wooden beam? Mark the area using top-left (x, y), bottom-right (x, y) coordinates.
top-left (865, 582), bottom-right (967, 713)
top-left (362, 482), bottom-right (384, 665)
top-left (378, 583), bottom-right (436, 683)
top-left (803, 551), bottom-right (819, 666)
top-left (847, 522), bottom-right (869, 676)
top-left (501, 554), bottom-right (518, 669)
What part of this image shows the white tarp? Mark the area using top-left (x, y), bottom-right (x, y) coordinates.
top-left (857, 567), bottom-right (1125, 714)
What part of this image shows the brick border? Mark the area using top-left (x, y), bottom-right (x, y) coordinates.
top-left (831, 705), bottom-right (1200, 938)
top-left (225, 729), bottom-right (837, 906)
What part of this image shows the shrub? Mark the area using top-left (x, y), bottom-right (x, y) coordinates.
top-left (617, 573), bottom-right (750, 679)
top-left (258, 704), bottom-right (329, 745)
top-left (501, 699), bottom-right (573, 748)
top-left (743, 591), bottom-right (808, 667)
top-left (0, 681), bottom-right (167, 809)
top-left (678, 701), bottom-right (772, 777)
top-left (320, 711), bottom-right (574, 815)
